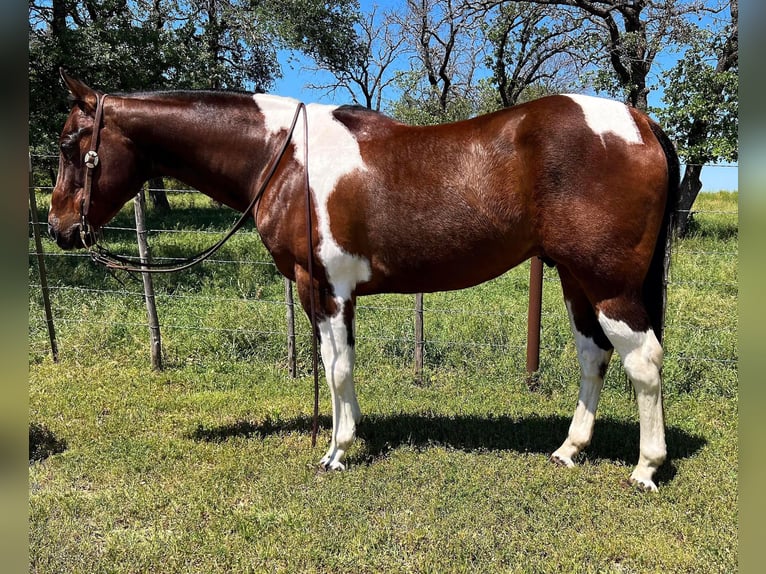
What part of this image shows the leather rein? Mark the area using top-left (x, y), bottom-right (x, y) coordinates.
top-left (80, 94), bottom-right (322, 447)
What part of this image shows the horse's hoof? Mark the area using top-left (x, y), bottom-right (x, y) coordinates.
top-left (550, 453), bottom-right (574, 468)
top-left (319, 457), bottom-right (346, 472)
top-left (628, 476), bottom-right (658, 492)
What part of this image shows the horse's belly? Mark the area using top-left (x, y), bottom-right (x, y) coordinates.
top-left (360, 235), bottom-right (534, 295)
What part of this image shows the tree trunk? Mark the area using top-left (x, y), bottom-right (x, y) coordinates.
top-left (147, 177), bottom-right (171, 212)
top-left (676, 163), bottom-right (703, 237)
top-left (675, 0), bottom-right (737, 238)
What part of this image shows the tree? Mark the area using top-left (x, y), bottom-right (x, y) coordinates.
top-left (470, 0), bottom-right (724, 111)
top-left (28, 0), bottom-right (361, 150)
top-left (656, 0), bottom-right (737, 235)
top-left (306, 6), bottom-right (406, 111)
top-left (387, 0), bottom-right (486, 125)
top-left (29, 0), bottom-right (164, 151)
top-left (485, 2), bottom-right (591, 107)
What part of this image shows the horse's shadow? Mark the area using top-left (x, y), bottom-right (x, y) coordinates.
top-left (189, 411), bottom-right (706, 485)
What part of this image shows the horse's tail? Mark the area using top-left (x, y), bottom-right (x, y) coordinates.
top-left (643, 121), bottom-right (680, 344)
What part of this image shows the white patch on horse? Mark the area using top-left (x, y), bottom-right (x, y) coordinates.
top-left (552, 302), bottom-right (613, 467)
top-left (317, 303), bottom-right (361, 470)
top-left (565, 94), bottom-right (643, 146)
top-left (253, 94), bottom-right (371, 297)
top-left (597, 311), bottom-right (665, 491)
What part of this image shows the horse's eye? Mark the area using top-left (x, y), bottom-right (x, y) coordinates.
top-left (59, 139), bottom-right (78, 161)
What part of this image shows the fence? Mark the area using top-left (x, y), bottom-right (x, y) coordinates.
top-left (29, 154), bottom-right (738, 390)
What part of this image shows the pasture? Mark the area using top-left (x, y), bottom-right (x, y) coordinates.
top-left (29, 190), bottom-right (737, 573)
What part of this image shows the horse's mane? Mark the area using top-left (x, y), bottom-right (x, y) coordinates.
top-left (118, 88), bottom-right (256, 101)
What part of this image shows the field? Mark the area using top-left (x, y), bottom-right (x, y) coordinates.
top-left (29, 190), bottom-right (738, 573)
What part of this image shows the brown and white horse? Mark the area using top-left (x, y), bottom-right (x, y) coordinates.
top-left (48, 70), bottom-right (678, 490)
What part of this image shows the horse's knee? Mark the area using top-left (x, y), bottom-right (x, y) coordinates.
top-left (624, 354), bottom-right (661, 391)
top-left (328, 348), bottom-right (355, 386)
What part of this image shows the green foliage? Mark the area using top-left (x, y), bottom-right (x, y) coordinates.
top-left (29, 0), bottom-right (173, 150)
top-left (655, 31), bottom-right (738, 164)
top-left (386, 70), bottom-right (477, 126)
top-left (264, 0), bottom-right (363, 72)
top-left (28, 0), bottom-right (361, 150)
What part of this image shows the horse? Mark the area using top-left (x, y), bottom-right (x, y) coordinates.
top-left (48, 70), bottom-right (679, 491)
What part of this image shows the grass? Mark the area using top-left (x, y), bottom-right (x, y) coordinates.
top-left (29, 190), bottom-right (737, 573)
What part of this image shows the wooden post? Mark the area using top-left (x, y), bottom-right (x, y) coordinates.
top-left (133, 189), bottom-right (163, 371)
top-left (414, 292), bottom-right (424, 382)
top-left (284, 277), bottom-right (297, 378)
top-left (28, 153), bottom-right (59, 362)
top-left (526, 257), bottom-right (543, 387)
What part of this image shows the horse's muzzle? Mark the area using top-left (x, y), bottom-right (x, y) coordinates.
top-left (47, 218), bottom-right (88, 250)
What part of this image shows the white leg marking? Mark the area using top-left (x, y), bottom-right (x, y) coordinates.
top-left (565, 94), bottom-right (643, 146)
top-left (598, 313), bottom-right (666, 491)
top-left (552, 302), bottom-right (613, 467)
top-left (317, 299), bottom-right (360, 471)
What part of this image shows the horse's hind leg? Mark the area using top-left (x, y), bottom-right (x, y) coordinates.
top-left (596, 297), bottom-right (666, 491)
top-left (552, 268), bottom-right (614, 467)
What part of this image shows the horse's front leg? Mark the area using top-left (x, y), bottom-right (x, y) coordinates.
top-left (316, 297), bottom-right (360, 470)
top-left (295, 270), bottom-right (360, 470)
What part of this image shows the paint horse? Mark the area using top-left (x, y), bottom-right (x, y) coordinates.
top-left (49, 70), bottom-right (678, 491)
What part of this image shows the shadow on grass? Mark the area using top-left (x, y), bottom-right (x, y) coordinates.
top-left (29, 422), bottom-right (68, 463)
top-left (188, 412), bottom-right (706, 484)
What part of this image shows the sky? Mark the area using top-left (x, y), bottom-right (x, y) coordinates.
top-left (272, 0), bottom-right (737, 192)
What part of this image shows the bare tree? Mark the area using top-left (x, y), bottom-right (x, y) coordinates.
top-left (470, 0), bottom-right (726, 111)
top-left (307, 7), bottom-right (406, 110)
top-left (487, 2), bottom-right (591, 107)
top-left (399, 0), bottom-right (485, 113)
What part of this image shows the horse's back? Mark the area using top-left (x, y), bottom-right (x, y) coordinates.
top-left (330, 95), bottom-right (671, 295)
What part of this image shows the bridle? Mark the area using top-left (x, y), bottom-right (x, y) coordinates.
top-left (79, 93), bottom-right (322, 447)
top-left (79, 93), bottom-right (107, 247)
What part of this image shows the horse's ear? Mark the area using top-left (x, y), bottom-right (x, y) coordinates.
top-left (59, 68), bottom-right (100, 115)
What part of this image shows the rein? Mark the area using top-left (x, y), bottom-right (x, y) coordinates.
top-left (81, 94), bottom-right (322, 448)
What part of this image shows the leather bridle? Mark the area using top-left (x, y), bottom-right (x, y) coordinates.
top-left (79, 94), bottom-right (322, 447)
top-left (79, 93), bottom-right (107, 247)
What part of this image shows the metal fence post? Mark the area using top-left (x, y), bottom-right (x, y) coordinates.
top-left (526, 256), bottom-right (543, 386)
top-left (285, 277), bottom-right (297, 377)
top-left (414, 292), bottom-right (424, 381)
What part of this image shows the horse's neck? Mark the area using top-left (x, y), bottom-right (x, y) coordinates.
top-left (122, 94), bottom-right (277, 211)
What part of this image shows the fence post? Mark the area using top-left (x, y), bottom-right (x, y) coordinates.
top-left (526, 257), bottom-right (543, 387)
top-left (133, 189), bottom-right (163, 371)
top-left (28, 152), bottom-right (59, 362)
top-left (284, 278), bottom-right (297, 377)
top-left (414, 292), bottom-right (424, 382)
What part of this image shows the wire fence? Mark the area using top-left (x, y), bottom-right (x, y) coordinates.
top-left (28, 154), bottom-right (738, 389)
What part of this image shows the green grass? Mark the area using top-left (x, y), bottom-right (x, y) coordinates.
top-left (29, 191), bottom-right (737, 573)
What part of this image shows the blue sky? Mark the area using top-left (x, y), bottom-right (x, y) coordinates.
top-left (273, 0), bottom-right (737, 192)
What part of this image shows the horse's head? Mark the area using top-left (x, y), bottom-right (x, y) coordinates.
top-left (48, 70), bottom-right (147, 249)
